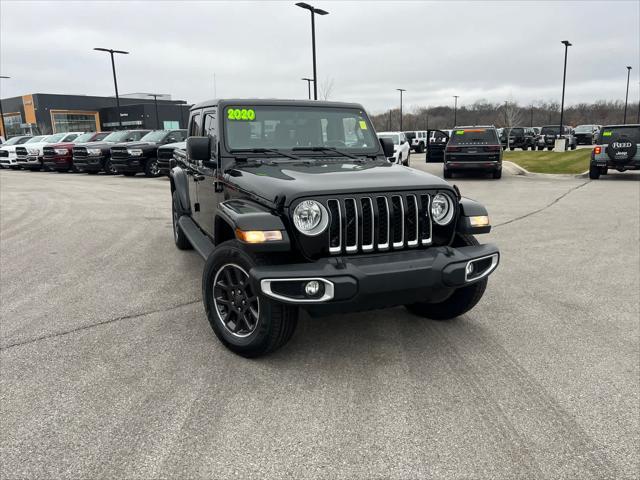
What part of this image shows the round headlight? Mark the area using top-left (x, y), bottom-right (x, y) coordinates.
top-left (293, 200), bottom-right (328, 236)
top-left (431, 193), bottom-right (455, 225)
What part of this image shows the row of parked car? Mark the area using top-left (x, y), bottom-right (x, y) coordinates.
top-left (0, 129), bottom-right (187, 177)
top-left (402, 124), bottom-right (602, 154)
top-left (379, 123), bottom-right (639, 180)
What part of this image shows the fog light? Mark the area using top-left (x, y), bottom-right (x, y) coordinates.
top-left (305, 280), bottom-right (320, 296)
top-left (466, 262), bottom-right (475, 276)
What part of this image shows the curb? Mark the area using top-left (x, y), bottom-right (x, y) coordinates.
top-left (503, 161), bottom-right (528, 176)
top-left (504, 161), bottom-right (590, 179)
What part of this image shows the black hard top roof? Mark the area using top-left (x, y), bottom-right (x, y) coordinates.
top-left (191, 98), bottom-right (366, 111)
top-left (601, 124), bottom-right (640, 128)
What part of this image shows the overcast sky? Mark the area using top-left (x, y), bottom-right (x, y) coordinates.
top-left (1, 0), bottom-right (638, 114)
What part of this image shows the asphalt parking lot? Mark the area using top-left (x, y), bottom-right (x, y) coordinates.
top-left (1, 164), bottom-right (638, 479)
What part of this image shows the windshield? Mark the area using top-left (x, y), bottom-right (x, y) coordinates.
top-left (223, 105), bottom-right (378, 154)
top-left (73, 133), bottom-right (95, 143)
top-left (404, 132), bottom-right (416, 140)
top-left (140, 131), bottom-right (169, 142)
top-left (43, 133), bottom-right (65, 143)
top-left (3, 136), bottom-right (30, 146)
top-left (575, 125), bottom-right (594, 133)
top-left (541, 126), bottom-right (561, 135)
top-left (449, 128), bottom-right (498, 145)
top-left (25, 136), bottom-right (46, 143)
top-left (599, 126), bottom-right (640, 144)
top-left (102, 130), bottom-right (148, 142)
top-left (378, 134), bottom-right (400, 145)
top-left (509, 128), bottom-right (524, 136)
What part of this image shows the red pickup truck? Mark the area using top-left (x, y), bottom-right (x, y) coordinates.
top-left (43, 132), bottom-right (110, 172)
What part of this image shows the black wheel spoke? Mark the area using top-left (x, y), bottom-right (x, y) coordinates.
top-left (213, 264), bottom-right (260, 337)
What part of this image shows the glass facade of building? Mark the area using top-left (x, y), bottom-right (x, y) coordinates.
top-left (51, 111), bottom-right (99, 133)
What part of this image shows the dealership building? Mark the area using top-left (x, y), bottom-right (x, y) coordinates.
top-left (0, 92), bottom-right (191, 138)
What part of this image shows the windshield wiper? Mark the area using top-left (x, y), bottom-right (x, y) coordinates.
top-left (233, 148), bottom-right (302, 160)
top-left (292, 146), bottom-right (359, 160)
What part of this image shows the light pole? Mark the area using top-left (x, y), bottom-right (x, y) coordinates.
top-left (94, 47), bottom-right (129, 129)
top-left (558, 40), bottom-right (571, 140)
top-left (147, 94), bottom-right (163, 129)
top-left (453, 95), bottom-right (459, 126)
top-left (397, 88), bottom-right (406, 131)
top-left (296, 3), bottom-right (328, 101)
top-left (301, 78), bottom-right (313, 100)
top-left (0, 75), bottom-right (9, 138)
top-left (623, 66), bottom-right (632, 124)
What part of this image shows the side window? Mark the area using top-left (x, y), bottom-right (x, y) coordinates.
top-left (65, 134), bottom-right (78, 142)
top-left (204, 112), bottom-right (217, 137)
top-left (189, 113), bottom-right (202, 136)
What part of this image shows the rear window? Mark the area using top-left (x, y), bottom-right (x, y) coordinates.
top-left (404, 132), bottom-right (416, 140)
top-left (509, 128), bottom-right (524, 135)
top-left (449, 128), bottom-right (498, 145)
top-left (599, 126), bottom-right (640, 144)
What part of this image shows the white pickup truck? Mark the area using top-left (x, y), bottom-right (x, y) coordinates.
top-left (16, 132), bottom-right (83, 170)
top-left (0, 135), bottom-right (35, 169)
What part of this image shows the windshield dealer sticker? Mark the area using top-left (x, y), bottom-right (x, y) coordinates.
top-left (227, 108), bottom-right (256, 121)
top-left (456, 130), bottom-right (465, 135)
top-left (602, 131), bottom-right (612, 137)
top-left (359, 120), bottom-right (368, 130)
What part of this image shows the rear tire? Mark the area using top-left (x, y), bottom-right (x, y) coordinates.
top-left (405, 234), bottom-right (488, 320)
top-left (87, 170), bottom-right (99, 175)
top-left (443, 169), bottom-right (452, 179)
top-left (202, 240), bottom-right (298, 357)
top-left (123, 172), bottom-right (136, 177)
top-left (417, 142), bottom-right (424, 153)
top-left (404, 150), bottom-right (411, 166)
top-left (589, 164), bottom-right (600, 179)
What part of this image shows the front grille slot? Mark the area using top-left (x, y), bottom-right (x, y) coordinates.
top-left (344, 198), bottom-right (358, 253)
top-left (16, 147), bottom-right (28, 158)
top-left (43, 147), bottom-right (55, 158)
top-left (323, 193), bottom-right (433, 255)
top-left (0, 150), bottom-right (8, 158)
top-left (111, 148), bottom-right (129, 160)
top-left (158, 149), bottom-right (173, 160)
top-left (73, 147), bottom-right (88, 158)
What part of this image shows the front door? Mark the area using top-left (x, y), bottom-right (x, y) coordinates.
top-left (197, 109), bottom-right (222, 237)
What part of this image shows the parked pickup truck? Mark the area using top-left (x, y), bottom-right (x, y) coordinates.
top-left (43, 132), bottom-right (110, 172)
top-left (16, 132), bottom-right (83, 170)
top-left (73, 129), bottom-right (151, 174)
top-left (169, 99), bottom-right (500, 357)
top-left (506, 127), bottom-right (537, 150)
top-left (0, 135), bottom-right (34, 169)
top-left (538, 125), bottom-right (577, 151)
top-left (157, 141), bottom-right (186, 176)
top-left (110, 129), bottom-right (187, 177)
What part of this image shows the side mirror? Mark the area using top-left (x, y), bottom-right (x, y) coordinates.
top-left (380, 137), bottom-right (395, 157)
top-left (187, 136), bottom-right (210, 161)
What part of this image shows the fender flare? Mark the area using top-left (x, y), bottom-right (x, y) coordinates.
top-left (169, 166), bottom-right (190, 214)
top-left (457, 197), bottom-right (491, 234)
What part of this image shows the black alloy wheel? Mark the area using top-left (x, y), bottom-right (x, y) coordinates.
top-left (213, 264), bottom-right (260, 338)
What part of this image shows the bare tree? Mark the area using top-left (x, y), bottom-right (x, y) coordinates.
top-left (318, 76), bottom-right (335, 101)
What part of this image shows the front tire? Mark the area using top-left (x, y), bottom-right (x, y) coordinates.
top-left (104, 159), bottom-right (117, 175)
top-left (202, 240), bottom-right (298, 357)
top-left (145, 158), bottom-right (160, 177)
top-left (493, 168), bottom-right (502, 179)
top-left (404, 150), bottom-right (411, 166)
top-left (172, 191), bottom-right (192, 250)
top-left (405, 234), bottom-right (488, 320)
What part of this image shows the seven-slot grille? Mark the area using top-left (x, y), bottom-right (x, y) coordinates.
top-left (15, 147), bottom-right (28, 159)
top-left (73, 147), bottom-right (88, 158)
top-left (110, 147), bottom-right (130, 160)
top-left (43, 147), bottom-right (56, 158)
top-left (325, 193), bottom-right (432, 255)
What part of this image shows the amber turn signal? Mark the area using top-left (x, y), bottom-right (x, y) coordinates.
top-left (235, 229), bottom-right (283, 243)
top-left (469, 215), bottom-right (490, 227)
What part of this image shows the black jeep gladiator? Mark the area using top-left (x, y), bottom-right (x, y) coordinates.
top-left (170, 99), bottom-right (500, 357)
top-left (506, 127), bottom-right (536, 150)
top-left (73, 129), bottom-right (151, 174)
top-left (110, 129), bottom-right (187, 177)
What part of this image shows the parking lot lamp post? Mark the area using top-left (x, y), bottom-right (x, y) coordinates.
top-left (623, 66), bottom-right (632, 124)
top-left (558, 40), bottom-right (571, 140)
top-left (296, 3), bottom-right (329, 101)
top-left (94, 48), bottom-right (129, 129)
top-left (147, 94), bottom-right (162, 129)
top-left (397, 89), bottom-right (406, 130)
top-left (453, 95), bottom-right (459, 126)
top-left (0, 75), bottom-right (9, 138)
top-left (301, 78), bottom-right (313, 100)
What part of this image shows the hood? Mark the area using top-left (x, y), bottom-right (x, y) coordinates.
top-left (48, 142), bottom-right (75, 149)
top-left (159, 141), bottom-right (186, 151)
top-left (73, 141), bottom-right (115, 150)
top-left (0, 145), bottom-right (19, 153)
top-left (226, 159), bottom-right (452, 206)
top-left (112, 141), bottom-right (158, 149)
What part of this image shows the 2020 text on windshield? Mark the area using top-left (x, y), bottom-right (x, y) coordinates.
top-left (224, 105), bottom-right (379, 155)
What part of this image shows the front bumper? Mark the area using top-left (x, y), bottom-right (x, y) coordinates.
top-left (43, 156), bottom-right (73, 170)
top-left (250, 244), bottom-right (499, 315)
top-left (111, 157), bottom-right (144, 172)
top-left (157, 158), bottom-right (175, 174)
top-left (17, 155), bottom-right (42, 168)
top-left (74, 155), bottom-right (104, 171)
